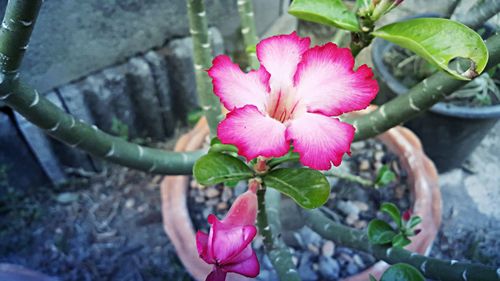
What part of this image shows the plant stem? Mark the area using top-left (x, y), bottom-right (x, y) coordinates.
top-left (257, 187), bottom-right (301, 281)
top-left (1, 81), bottom-right (204, 174)
top-left (350, 16), bottom-right (374, 58)
top-left (237, 0), bottom-right (260, 69)
top-left (324, 169), bottom-right (373, 187)
top-left (0, 0), bottom-right (203, 175)
top-left (350, 33), bottom-right (500, 141)
top-left (0, 0), bottom-right (42, 75)
top-left (457, 0), bottom-right (500, 30)
top-left (304, 209), bottom-right (500, 281)
top-left (187, 0), bottom-right (221, 136)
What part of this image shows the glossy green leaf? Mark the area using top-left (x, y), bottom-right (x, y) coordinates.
top-left (263, 168), bottom-right (330, 209)
top-left (193, 152), bottom-right (253, 186)
top-left (380, 202), bottom-right (402, 227)
top-left (373, 18), bottom-right (489, 80)
top-left (375, 165), bottom-right (396, 187)
top-left (392, 233), bottom-right (412, 248)
top-left (407, 216), bottom-right (422, 229)
top-left (380, 263), bottom-right (424, 281)
top-left (367, 219), bottom-right (397, 244)
top-left (289, 0), bottom-right (360, 32)
top-left (209, 137), bottom-right (238, 154)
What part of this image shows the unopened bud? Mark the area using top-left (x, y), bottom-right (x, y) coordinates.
top-left (414, 229), bottom-right (422, 235)
top-left (402, 209), bottom-right (412, 221)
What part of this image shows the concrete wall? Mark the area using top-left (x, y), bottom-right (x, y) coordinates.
top-left (0, 0), bottom-right (285, 94)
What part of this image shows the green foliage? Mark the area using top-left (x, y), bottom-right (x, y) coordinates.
top-left (367, 219), bottom-right (397, 244)
top-left (373, 18), bottom-right (489, 80)
top-left (209, 137), bottom-right (239, 154)
top-left (368, 203), bottom-right (422, 247)
top-left (263, 168), bottom-right (330, 209)
top-left (380, 263), bottom-right (425, 281)
top-left (193, 152), bottom-right (254, 186)
top-left (392, 233), bottom-right (412, 248)
top-left (188, 109), bottom-right (205, 127)
top-left (288, 0), bottom-right (360, 32)
top-left (111, 117), bottom-right (129, 140)
top-left (380, 202), bottom-right (401, 227)
top-left (375, 164), bottom-right (396, 188)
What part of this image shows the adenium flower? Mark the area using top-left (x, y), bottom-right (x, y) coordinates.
top-left (208, 32), bottom-right (378, 170)
top-left (196, 188), bottom-right (259, 281)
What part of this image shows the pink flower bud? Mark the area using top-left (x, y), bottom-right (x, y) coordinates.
top-left (196, 189), bottom-right (260, 281)
top-left (402, 209), bottom-right (412, 221)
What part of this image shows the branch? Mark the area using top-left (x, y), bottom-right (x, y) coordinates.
top-left (304, 209), bottom-right (500, 281)
top-left (0, 0), bottom-right (42, 75)
top-left (0, 0), bottom-right (203, 175)
top-left (187, 0), bottom-right (222, 135)
top-left (1, 81), bottom-right (203, 174)
top-left (257, 188), bottom-right (301, 281)
top-left (457, 0), bottom-right (500, 30)
top-left (350, 33), bottom-right (500, 141)
top-left (237, 0), bottom-right (260, 69)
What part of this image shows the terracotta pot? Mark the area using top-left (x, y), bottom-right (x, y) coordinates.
top-left (161, 116), bottom-right (442, 281)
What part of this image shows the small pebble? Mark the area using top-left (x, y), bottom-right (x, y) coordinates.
top-left (346, 261), bottom-right (359, 275)
top-left (205, 187), bottom-right (220, 198)
top-left (353, 254), bottom-right (365, 268)
top-left (319, 256), bottom-right (340, 280)
top-left (345, 213), bottom-right (358, 225)
top-left (354, 220), bottom-right (367, 229)
top-left (307, 243), bottom-right (319, 255)
top-left (374, 151), bottom-right (385, 161)
top-left (359, 160), bottom-right (370, 171)
top-left (125, 198), bottom-right (135, 208)
top-left (194, 196), bottom-right (205, 203)
top-left (221, 187), bottom-right (233, 202)
top-left (205, 198), bottom-right (218, 207)
top-left (292, 255), bottom-right (299, 266)
top-left (321, 241), bottom-right (335, 257)
top-left (352, 201), bottom-right (369, 212)
top-left (337, 201), bottom-right (360, 216)
top-left (216, 202), bottom-right (228, 211)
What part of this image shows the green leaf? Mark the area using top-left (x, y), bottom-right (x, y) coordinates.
top-left (392, 233), bottom-right (412, 248)
top-left (288, 0), bottom-right (360, 32)
top-left (262, 168), bottom-right (330, 209)
top-left (209, 137), bottom-right (239, 154)
top-left (375, 165), bottom-right (396, 187)
top-left (380, 263), bottom-right (424, 281)
top-left (367, 219), bottom-right (397, 244)
top-left (380, 202), bottom-right (402, 227)
top-left (193, 152), bottom-right (254, 186)
top-left (369, 274), bottom-right (378, 281)
top-left (407, 216), bottom-right (422, 229)
top-left (372, 18), bottom-right (489, 80)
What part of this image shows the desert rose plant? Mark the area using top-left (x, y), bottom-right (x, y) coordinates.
top-left (1, 0), bottom-right (500, 281)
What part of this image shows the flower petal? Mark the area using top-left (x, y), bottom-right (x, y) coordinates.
top-left (286, 113), bottom-right (355, 170)
top-left (205, 267), bottom-right (227, 281)
top-left (218, 105), bottom-right (289, 161)
top-left (223, 190), bottom-right (258, 227)
top-left (222, 248), bottom-right (260, 277)
top-left (256, 32), bottom-right (310, 92)
top-left (208, 55), bottom-right (270, 111)
top-left (196, 230), bottom-right (213, 264)
top-left (208, 214), bottom-right (257, 263)
top-left (294, 43), bottom-right (378, 116)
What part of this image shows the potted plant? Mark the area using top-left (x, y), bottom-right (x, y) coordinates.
top-left (371, 11), bottom-right (500, 171)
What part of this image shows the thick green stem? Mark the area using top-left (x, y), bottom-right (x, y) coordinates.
top-left (304, 209), bottom-right (500, 281)
top-left (237, 0), bottom-right (260, 69)
top-left (0, 0), bottom-right (202, 175)
top-left (458, 0), bottom-right (500, 30)
top-left (257, 188), bottom-right (301, 281)
top-left (350, 16), bottom-right (374, 58)
top-left (187, 0), bottom-right (221, 135)
top-left (351, 33), bottom-right (500, 141)
top-left (0, 81), bottom-right (203, 174)
top-left (0, 0), bottom-right (42, 75)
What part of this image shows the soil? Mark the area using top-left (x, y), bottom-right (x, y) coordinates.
top-left (382, 45), bottom-right (500, 107)
top-left (0, 166), bottom-right (191, 281)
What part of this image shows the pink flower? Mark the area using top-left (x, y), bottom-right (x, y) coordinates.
top-left (196, 189), bottom-right (260, 281)
top-left (208, 32), bottom-right (378, 170)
